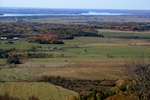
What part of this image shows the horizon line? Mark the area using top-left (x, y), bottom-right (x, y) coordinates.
top-left (0, 6), bottom-right (150, 10)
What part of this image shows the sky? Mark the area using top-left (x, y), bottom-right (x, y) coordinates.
top-left (0, 0), bottom-right (150, 10)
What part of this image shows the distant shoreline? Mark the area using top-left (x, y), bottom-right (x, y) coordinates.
top-left (0, 12), bottom-right (130, 17)
top-left (0, 8), bottom-right (149, 17)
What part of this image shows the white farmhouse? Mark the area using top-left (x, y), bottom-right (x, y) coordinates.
top-left (13, 37), bottom-right (19, 40)
top-left (1, 37), bottom-right (7, 40)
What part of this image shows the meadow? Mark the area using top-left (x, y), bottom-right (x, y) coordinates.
top-left (0, 32), bottom-right (150, 81)
top-left (0, 82), bottom-right (77, 100)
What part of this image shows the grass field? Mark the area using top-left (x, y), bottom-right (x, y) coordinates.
top-left (0, 82), bottom-right (77, 100)
top-left (0, 60), bottom-right (125, 81)
top-left (0, 29), bottom-right (149, 99)
top-left (0, 32), bottom-right (150, 81)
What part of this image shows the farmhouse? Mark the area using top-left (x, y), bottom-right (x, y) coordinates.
top-left (13, 37), bottom-right (19, 40)
top-left (1, 37), bottom-right (7, 40)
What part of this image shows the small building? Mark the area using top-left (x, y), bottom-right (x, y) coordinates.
top-left (1, 37), bottom-right (7, 40)
top-left (13, 37), bottom-right (19, 40)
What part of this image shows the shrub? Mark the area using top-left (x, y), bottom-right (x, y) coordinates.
top-left (6, 55), bottom-right (22, 64)
top-left (29, 46), bottom-right (37, 51)
top-left (124, 57), bottom-right (150, 100)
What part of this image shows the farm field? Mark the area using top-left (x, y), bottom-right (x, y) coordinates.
top-left (0, 82), bottom-right (77, 100)
top-left (0, 34), bottom-right (149, 99)
top-left (0, 35), bottom-right (150, 81)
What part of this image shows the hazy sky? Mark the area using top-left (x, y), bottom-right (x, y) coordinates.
top-left (0, 0), bottom-right (150, 10)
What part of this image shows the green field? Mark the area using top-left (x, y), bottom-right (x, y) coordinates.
top-left (0, 34), bottom-right (150, 80)
top-left (0, 82), bottom-right (77, 100)
top-left (0, 30), bottom-right (150, 99)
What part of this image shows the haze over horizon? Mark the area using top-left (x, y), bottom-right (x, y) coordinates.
top-left (0, 0), bottom-right (150, 10)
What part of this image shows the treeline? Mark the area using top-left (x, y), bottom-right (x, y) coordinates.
top-left (0, 48), bottom-right (55, 64)
top-left (27, 33), bottom-right (64, 44)
top-left (103, 25), bottom-right (147, 31)
top-left (1, 22), bottom-right (150, 44)
top-left (0, 22), bottom-right (104, 44)
top-left (1, 22), bottom-right (150, 36)
top-left (0, 22), bottom-right (100, 36)
top-left (92, 22), bottom-right (150, 31)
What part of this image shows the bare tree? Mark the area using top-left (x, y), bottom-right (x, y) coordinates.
top-left (124, 57), bottom-right (150, 100)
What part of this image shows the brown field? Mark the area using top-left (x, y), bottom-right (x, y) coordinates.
top-left (1, 59), bottom-right (125, 81)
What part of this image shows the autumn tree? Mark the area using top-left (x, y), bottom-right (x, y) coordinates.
top-left (124, 57), bottom-right (150, 100)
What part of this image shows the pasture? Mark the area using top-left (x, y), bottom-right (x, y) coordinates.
top-left (0, 82), bottom-right (77, 100)
top-left (0, 30), bottom-right (150, 99)
top-left (0, 31), bottom-right (150, 81)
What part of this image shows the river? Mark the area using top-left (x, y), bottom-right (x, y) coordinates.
top-left (0, 12), bottom-right (130, 17)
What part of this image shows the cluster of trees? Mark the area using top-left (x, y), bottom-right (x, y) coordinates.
top-left (107, 25), bottom-right (144, 31)
top-left (123, 58), bottom-right (150, 100)
top-left (96, 24), bottom-right (150, 31)
top-left (66, 89), bottom-right (116, 100)
top-left (4, 49), bottom-right (27, 64)
top-left (6, 54), bottom-right (23, 64)
top-left (27, 33), bottom-right (64, 44)
top-left (92, 22), bottom-right (150, 31)
top-left (0, 22), bottom-right (100, 36)
top-left (0, 48), bottom-right (17, 58)
top-left (0, 23), bottom-right (31, 34)
top-left (67, 80), bottom-right (149, 100)
top-left (0, 48), bottom-right (56, 64)
top-left (28, 52), bottom-right (54, 58)
top-left (1, 22), bottom-right (150, 37)
top-left (0, 22), bottom-right (104, 44)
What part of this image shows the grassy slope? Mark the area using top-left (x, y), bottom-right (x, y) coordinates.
top-left (0, 82), bottom-right (77, 100)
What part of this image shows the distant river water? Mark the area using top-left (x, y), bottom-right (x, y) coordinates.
top-left (0, 12), bottom-right (129, 17)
